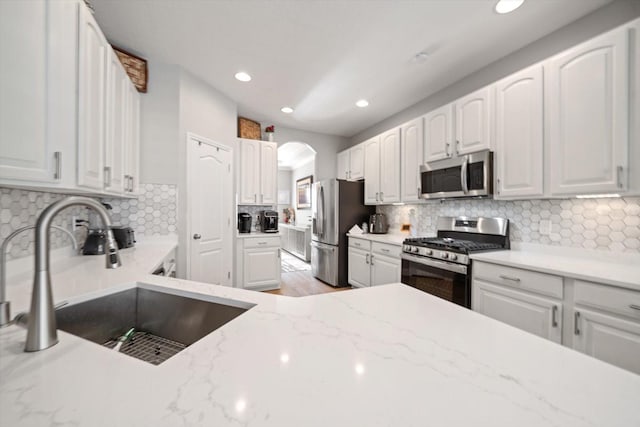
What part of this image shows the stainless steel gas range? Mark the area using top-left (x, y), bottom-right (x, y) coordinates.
top-left (401, 217), bottom-right (509, 308)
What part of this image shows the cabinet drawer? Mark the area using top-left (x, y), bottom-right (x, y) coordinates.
top-left (244, 236), bottom-right (280, 248)
top-left (574, 280), bottom-right (640, 319)
top-left (349, 238), bottom-right (371, 250)
top-left (371, 241), bottom-right (401, 258)
top-left (473, 262), bottom-right (563, 299)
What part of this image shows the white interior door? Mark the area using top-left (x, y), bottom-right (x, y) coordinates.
top-left (188, 135), bottom-right (233, 286)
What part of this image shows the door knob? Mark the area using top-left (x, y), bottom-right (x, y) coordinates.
top-left (193, 234), bottom-right (202, 240)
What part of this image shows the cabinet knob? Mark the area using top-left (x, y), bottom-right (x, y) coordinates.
top-left (193, 234), bottom-right (202, 240)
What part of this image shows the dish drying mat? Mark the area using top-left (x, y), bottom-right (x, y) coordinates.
top-left (103, 331), bottom-right (186, 365)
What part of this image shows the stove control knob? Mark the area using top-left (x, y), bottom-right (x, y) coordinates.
top-left (426, 249), bottom-right (433, 255)
top-left (441, 252), bottom-right (449, 259)
top-left (450, 254), bottom-right (458, 261)
top-left (413, 247), bottom-right (420, 253)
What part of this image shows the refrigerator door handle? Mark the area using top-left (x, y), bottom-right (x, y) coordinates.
top-left (318, 185), bottom-right (325, 238)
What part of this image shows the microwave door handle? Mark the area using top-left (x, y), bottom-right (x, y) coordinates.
top-left (461, 155), bottom-right (469, 194)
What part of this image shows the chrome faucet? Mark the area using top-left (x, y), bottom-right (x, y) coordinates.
top-left (0, 225), bottom-right (78, 327)
top-left (24, 196), bottom-right (121, 352)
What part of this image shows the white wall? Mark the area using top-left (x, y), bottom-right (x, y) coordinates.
top-left (350, 0), bottom-right (640, 144)
top-left (290, 159), bottom-right (314, 227)
top-left (139, 60), bottom-right (180, 184)
top-left (271, 126), bottom-right (349, 181)
top-left (176, 69), bottom-right (238, 279)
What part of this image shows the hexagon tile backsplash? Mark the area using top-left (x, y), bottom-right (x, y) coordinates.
top-left (378, 196), bottom-right (640, 253)
top-left (1, 184), bottom-right (177, 261)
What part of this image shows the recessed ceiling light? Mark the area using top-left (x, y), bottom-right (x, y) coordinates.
top-left (495, 0), bottom-right (524, 14)
top-left (281, 106), bottom-right (294, 114)
top-left (356, 99), bottom-right (369, 108)
top-left (234, 72), bottom-right (251, 82)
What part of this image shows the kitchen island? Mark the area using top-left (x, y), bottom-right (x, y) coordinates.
top-left (1, 245), bottom-right (639, 425)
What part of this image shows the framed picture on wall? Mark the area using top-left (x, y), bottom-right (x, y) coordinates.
top-left (296, 175), bottom-right (313, 209)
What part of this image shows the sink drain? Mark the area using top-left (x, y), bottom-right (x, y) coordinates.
top-left (104, 331), bottom-right (186, 365)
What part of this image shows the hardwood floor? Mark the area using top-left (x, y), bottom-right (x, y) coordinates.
top-left (264, 270), bottom-right (353, 297)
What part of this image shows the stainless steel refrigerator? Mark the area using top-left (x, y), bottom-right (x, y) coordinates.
top-left (311, 179), bottom-right (375, 286)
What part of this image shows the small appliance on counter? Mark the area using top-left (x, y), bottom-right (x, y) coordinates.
top-left (110, 226), bottom-right (136, 249)
top-left (238, 212), bottom-right (252, 233)
top-left (369, 213), bottom-right (389, 234)
top-left (82, 229), bottom-right (107, 255)
top-left (259, 210), bottom-right (279, 233)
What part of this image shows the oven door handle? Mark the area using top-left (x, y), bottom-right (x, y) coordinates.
top-left (401, 253), bottom-right (468, 275)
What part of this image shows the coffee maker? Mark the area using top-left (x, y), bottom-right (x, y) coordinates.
top-left (259, 210), bottom-right (278, 233)
top-left (238, 212), bottom-right (252, 233)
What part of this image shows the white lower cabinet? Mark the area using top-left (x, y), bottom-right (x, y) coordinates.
top-left (572, 279), bottom-right (640, 374)
top-left (473, 261), bottom-right (640, 374)
top-left (473, 280), bottom-right (562, 343)
top-left (348, 238), bottom-right (401, 288)
top-left (236, 235), bottom-right (281, 291)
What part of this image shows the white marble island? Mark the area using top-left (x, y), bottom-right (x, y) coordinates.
top-left (2, 274), bottom-right (640, 426)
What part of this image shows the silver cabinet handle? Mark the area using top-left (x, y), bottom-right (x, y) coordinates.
top-left (370, 254), bottom-right (374, 266)
top-left (258, 241), bottom-right (267, 245)
top-left (380, 192), bottom-right (384, 201)
top-left (254, 194), bottom-right (257, 203)
top-left (129, 175), bottom-right (134, 192)
top-left (617, 165), bottom-right (624, 189)
top-left (630, 304), bottom-right (640, 311)
top-left (123, 175), bottom-right (129, 191)
top-left (499, 274), bottom-right (521, 282)
top-left (365, 254), bottom-right (370, 264)
top-left (345, 171), bottom-right (349, 179)
top-left (104, 166), bottom-right (111, 188)
top-left (496, 178), bottom-right (501, 195)
top-left (417, 186), bottom-right (420, 196)
top-left (53, 151), bottom-right (62, 180)
top-left (445, 142), bottom-right (450, 157)
top-left (381, 248), bottom-right (390, 253)
top-left (455, 140), bottom-right (460, 155)
top-left (278, 248), bottom-right (281, 258)
top-left (460, 155), bottom-right (469, 194)
top-left (552, 305), bottom-right (558, 328)
top-left (375, 192), bottom-right (379, 202)
top-left (574, 311), bottom-right (581, 335)
top-left (193, 234), bottom-right (202, 240)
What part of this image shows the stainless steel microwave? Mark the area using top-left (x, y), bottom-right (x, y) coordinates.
top-left (420, 150), bottom-right (493, 199)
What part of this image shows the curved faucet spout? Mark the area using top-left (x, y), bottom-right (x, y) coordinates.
top-left (25, 196), bottom-right (122, 352)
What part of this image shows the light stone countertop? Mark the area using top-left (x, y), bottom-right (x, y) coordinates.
top-left (346, 232), bottom-right (411, 246)
top-left (2, 236), bottom-right (640, 426)
top-left (471, 242), bottom-right (640, 291)
top-left (236, 231), bottom-right (281, 239)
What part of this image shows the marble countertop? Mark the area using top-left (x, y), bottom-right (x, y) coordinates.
top-left (236, 231), bottom-right (281, 239)
top-left (4, 235), bottom-right (178, 314)
top-left (2, 237), bottom-right (640, 426)
top-left (471, 243), bottom-right (640, 290)
top-left (278, 223), bottom-right (311, 231)
top-left (346, 232), bottom-right (410, 246)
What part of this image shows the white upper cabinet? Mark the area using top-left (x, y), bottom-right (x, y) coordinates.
top-left (424, 104), bottom-right (454, 162)
top-left (260, 141), bottom-right (278, 204)
top-left (104, 51), bottom-right (127, 194)
top-left (363, 130), bottom-right (400, 205)
top-left (379, 128), bottom-right (401, 203)
top-left (349, 143), bottom-right (365, 180)
top-left (495, 64), bottom-right (544, 199)
top-left (238, 139), bottom-right (277, 205)
top-left (337, 150), bottom-right (350, 180)
top-left (400, 117), bottom-right (424, 202)
top-left (547, 26), bottom-right (629, 196)
top-left (0, 0), bottom-right (76, 186)
top-left (455, 86), bottom-right (493, 156)
top-left (238, 139), bottom-right (261, 204)
top-left (77, 3), bottom-right (108, 190)
top-left (336, 143), bottom-right (365, 180)
top-left (124, 84), bottom-right (141, 194)
top-left (363, 136), bottom-right (380, 204)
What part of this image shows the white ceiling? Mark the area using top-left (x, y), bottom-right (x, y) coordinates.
top-left (92, 0), bottom-right (612, 138)
top-left (277, 142), bottom-right (315, 171)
